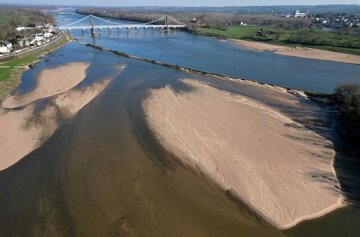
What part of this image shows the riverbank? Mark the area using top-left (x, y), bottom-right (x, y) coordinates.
top-left (0, 61), bottom-right (124, 171)
top-left (230, 39), bottom-right (360, 64)
top-left (195, 25), bottom-right (360, 56)
top-left (3, 62), bottom-right (89, 109)
top-left (143, 79), bottom-right (343, 229)
top-left (0, 33), bottom-right (72, 102)
top-left (85, 44), bottom-right (302, 91)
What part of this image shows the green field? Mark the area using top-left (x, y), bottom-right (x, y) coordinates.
top-left (0, 11), bottom-right (13, 28)
top-left (0, 9), bottom-right (51, 29)
top-left (0, 34), bottom-right (69, 100)
top-left (0, 67), bottom-right (11, 82)
top-left (197, 26), bottom-right (360, 55)
top-left (0, 51), bottom-right (47, 82)
top-left (0, 8), bottom-right (66, 100)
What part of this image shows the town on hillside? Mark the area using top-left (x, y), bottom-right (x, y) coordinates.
top-left (0, 7), bottom-right (57, 56)
top-left (0, 23), bottom-right (58, 55)
top-left (278, 10), bottom-right (360, 29)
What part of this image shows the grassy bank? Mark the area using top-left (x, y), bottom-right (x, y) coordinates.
top-left (0, 33), bottom-right (71, 101)
top-left (196, 26), bottom-right (360, 55)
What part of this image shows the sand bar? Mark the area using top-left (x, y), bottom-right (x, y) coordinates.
top-left (232, 39), bottom-right (360, 64)
top-left (53, 78), bottom-right (113, 118)
top-left (0, 64), bottom-right (125, 171)
top-left (0, 79), bottom-right (114, 171)
top-left (0, 105), bottom-right (42, 170)
top-left (2, 62), bottom-right (90, 109)
top-left (143, 79), bottom-right (343, 229)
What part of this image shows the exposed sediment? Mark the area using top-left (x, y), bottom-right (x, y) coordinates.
top-left (2, 62), bottom-right (90, 109)
top-left (231, 39), bottom-right (360, 65)
top-left (143, 79), bottom-right (343, 229)
top-left (0, 63), bottom-right (125, 171)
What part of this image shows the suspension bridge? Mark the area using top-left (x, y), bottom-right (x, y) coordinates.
top-left (58, 15), bottom-right (186, 35)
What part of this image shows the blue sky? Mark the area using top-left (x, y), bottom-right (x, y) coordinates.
top-left (0, 0), bottom-right (359, 6)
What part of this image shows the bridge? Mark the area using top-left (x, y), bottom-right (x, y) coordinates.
top-left (59, 15), bottom-right (186, 35)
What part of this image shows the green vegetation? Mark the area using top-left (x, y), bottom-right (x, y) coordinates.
top-left (0, 7), bottom-right (55, 41)
top-left (0, 34), bottom-right (69, 100)
top-left (76, 7), bottom-right (360, 55)
top-left (0, 10), bottom-right (13, 28)
top-left (0, 7), bottom-right (63, 101)
top-left (196, 26), bottom-right (360, 55)
top-left (334, 83), bottom-right (360, 151)
top-left (76, 8), bottom-right (310, 30)
top-left (0, 67), bottom-right (11, 82)
top-left (1, 54), bottom-right (40, 67)
top-left (197, 26), bottom-right (262, 40)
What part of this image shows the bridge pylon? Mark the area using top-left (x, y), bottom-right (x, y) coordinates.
top-left (89, 15), bottom-right (95, 37)
top-left (58, 14), bottom-right (186, 32)
top-left (165, 15), bottom-right (169, 32)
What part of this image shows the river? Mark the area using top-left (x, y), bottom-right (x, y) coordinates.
top-left (0, 8), bottom-right (359, 237)
top-left (57, 9), bottom-right (360, 93)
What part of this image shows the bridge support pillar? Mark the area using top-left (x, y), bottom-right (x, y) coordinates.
top-left (90, 15), bottom-right (95, 37)
top-left (165, 15), bottom-right (169, 33)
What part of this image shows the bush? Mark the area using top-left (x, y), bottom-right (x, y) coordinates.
top-left (335, 84), bottom-right (360, 114)
top-left (334, 83), bottom-right (360, 149)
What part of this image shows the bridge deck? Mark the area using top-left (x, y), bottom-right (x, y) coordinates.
top-left (59, 24), bottom-right (186, 30)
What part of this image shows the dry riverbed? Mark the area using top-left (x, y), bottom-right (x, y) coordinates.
top-left (232, 39), bottom-right (360, 64)
top-left (0, 62), bottom-right (125, 171)
top-left (143, 79), bottom-right (343, 229)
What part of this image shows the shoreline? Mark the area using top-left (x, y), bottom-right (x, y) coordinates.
top-left (0, 62), bottom-right (125, 171)
top-left (2, 62), bottom-right (90, 109)
top-left (231, 39), bottom-right (360, 65)
top-left (85, 43), bottom-right (322, 98)
top-left (0, 32), bottom-right (72, 103)
top-left (143, 79), bottom-right (344, 229)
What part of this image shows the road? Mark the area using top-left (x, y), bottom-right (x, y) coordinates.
top-left (0, 32), bottom-right (66, 63)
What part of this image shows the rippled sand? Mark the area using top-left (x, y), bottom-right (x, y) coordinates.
top-left (2, 62), bottom-right (89, 109)
top-left (232, 39), bottom-right (360, 65)
top-left (143, 79), bottom-right (343, 229)
top-left (0, 63), bottom-right (124, 171)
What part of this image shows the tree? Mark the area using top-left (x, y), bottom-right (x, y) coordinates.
top-left (334, 83), bottom-right (360, 152)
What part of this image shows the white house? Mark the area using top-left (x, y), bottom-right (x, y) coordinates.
top-left (7, 41), bottom-right (12, 49)
top-left (295, 10), bottom-right (308, 18)
top-left (0, 41), bottom-right (12, 53)
top-left (43, 31), bottom-right (52, 38)
top-left (0, 44), bottom-right (9, 54)
top-left (23, 38), bottom-right (31, 47)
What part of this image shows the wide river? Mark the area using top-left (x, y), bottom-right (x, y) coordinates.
top-left (0, 9), bottom-right (359, 236)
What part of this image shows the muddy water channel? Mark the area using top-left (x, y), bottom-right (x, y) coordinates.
top-left (0, 10), bottom-right (360, 237)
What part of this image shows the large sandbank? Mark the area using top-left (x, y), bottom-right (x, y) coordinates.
top-left (2, 62), bottom-right (90, 109)
top-left (0, 63), bottom-right (124, 171)
top-left (143, 79), bottom-right (343, 229)
top-left (232, 39), bottom-right (360, 64)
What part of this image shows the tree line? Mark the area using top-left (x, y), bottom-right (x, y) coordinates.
top-left (0, 8), bottom-right (55, 42)
top-left (76, 8), bottom-right (311, 30)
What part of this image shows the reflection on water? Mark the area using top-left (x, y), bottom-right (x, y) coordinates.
top-left (56, 11), bottom-right (360, 93)
top-left (0, 10), bottom-right (359, 237)
top-left (0, 46), bottom-right (286, 236)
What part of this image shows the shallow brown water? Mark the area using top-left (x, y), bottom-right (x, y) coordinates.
top-left (0, 43), bottom-right (359, 237)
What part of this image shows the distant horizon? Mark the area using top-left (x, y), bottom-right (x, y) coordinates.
top-left (1, 4), bottom-right (360, 8)
top-left (0, 0), bottom-right (360, 8)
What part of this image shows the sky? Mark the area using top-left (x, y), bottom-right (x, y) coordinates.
top-left (0, 0), bottom-right (359, 7)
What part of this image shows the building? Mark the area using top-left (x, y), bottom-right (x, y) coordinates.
top-left (0, 41), bottom-right (12, 54)
top-left (0, 44), bottom-right (9, 54)
top-left (295, 10), bottom-right (308, 18)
